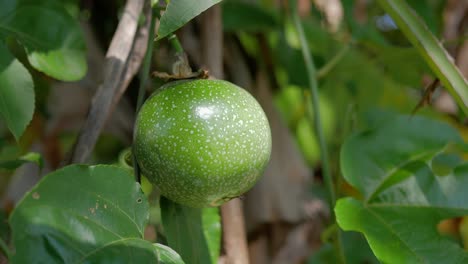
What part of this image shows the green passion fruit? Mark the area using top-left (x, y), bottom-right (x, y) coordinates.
top-left (134, 79), bottom-right (271, 207)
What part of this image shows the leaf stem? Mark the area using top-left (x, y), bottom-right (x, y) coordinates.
top-left (290, 2), bottom-right (346, 263)
top-left (0, 237), bottom-right (11, 260)
top-left (317, 44), bottom-right (350, 80)
top-left (291, 0), bottom-right (335, 219)
top-left (133, 8), bottom-right (157, 183)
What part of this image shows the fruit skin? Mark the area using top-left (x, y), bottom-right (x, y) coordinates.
top-left (134, 79), bottom-right (271, 208)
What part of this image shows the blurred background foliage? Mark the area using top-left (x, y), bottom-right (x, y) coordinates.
top-left (0, 0), bottom-right (467, 263)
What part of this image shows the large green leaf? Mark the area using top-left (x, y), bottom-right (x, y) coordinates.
top-left (0, 0), bottom-right (87, 81)
top-left (340, 115), bottom-right (463, 201)
top-left (157, 0), bottom-right (222, 40)
top-left (0, 42), bottom-right (34, 140)
top-left (377, 0), bottom-right (468, 115)
top-left (160, 197), bottom-right (213, 264)
top-left (336, 114), bottom-right (468, 263)
top-left (10, 165), bottom-right (158, 263)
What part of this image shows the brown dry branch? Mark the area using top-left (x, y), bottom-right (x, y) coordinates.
top-left (272, 199), bottom-right (329, 264)
top-left (224, 20), bottom-right (315, 264)
top-left (201, 5), bottom-right (224, 79)
top-left (179, 23), bottom-right (202, 68)
top-left (271, 221), bottom-right (320, 264)
top-left (67, 0), bottom-right (148, 164)
top-left (443, 0), bottom-right (468, 55)
top-left (112, 2), bottom-right (153, 110)
top-left (435, 0), bottom-right (468, 113)
top-left (220, 199), bottom-right (250, 264)
top-left (152, 69), bottom-right (209, 81)
top-left (199, 4), bottom-right (250, 264)
top-left (223, 37), bottom-right (253, 91)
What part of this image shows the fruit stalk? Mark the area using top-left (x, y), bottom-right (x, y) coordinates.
top-left (168, 34), bottom-right (184, 54)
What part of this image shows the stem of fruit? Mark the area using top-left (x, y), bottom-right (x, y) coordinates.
top-left (0, 237), bottom-right (11, 260)
top-left (133, 8), bottom-right (157, 183)
top-left (291, 2), bottom-right (346, 263)
top-left (168, 34), bottom-right (184, 54)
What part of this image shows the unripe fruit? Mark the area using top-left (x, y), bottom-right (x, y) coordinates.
top-left (134, 79), bottom-right (271, 207)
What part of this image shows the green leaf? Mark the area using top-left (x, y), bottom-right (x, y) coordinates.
top-left (160, 197), bottom-right (212, 264)
top-left (377, 0), bottom-right (468, 115)
top-left (0, 42), bottom-right (34, 140)
top-left (222, 1), bottom-right (279, 32)
top-left (157, 0), bottom-right (222, 40)
top-left (336, 114), bottom-right (468, 263)
top-left (10, 165), bottom-right (158, 263)
top-left (0, 152), bottom-right (43, 170)
top-left (202, 207), bottom-right (221, 264)
top-left (340, 115), bottom-right (463, 201)
top-left (155, 243), bottom-right (185, 264)
top-left (0, 0), bottom-right (87, 81)
top-left (336, 167), bottom-right (468, 264)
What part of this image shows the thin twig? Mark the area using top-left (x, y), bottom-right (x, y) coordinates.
top-left (67, 0), bottom-right (146, 164)
top-left (291, 0), bottom-right (335, 223)
top-left (291, 1), bottom-right (346, 263)
top-left (411, 79), bottom-right (440, 115)
top-left (113, 1), bottom-right (153, 110)
top-left (316, 44), bottom-right (350, 80)
top-left (132, 6), bottom-right (156, 184)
